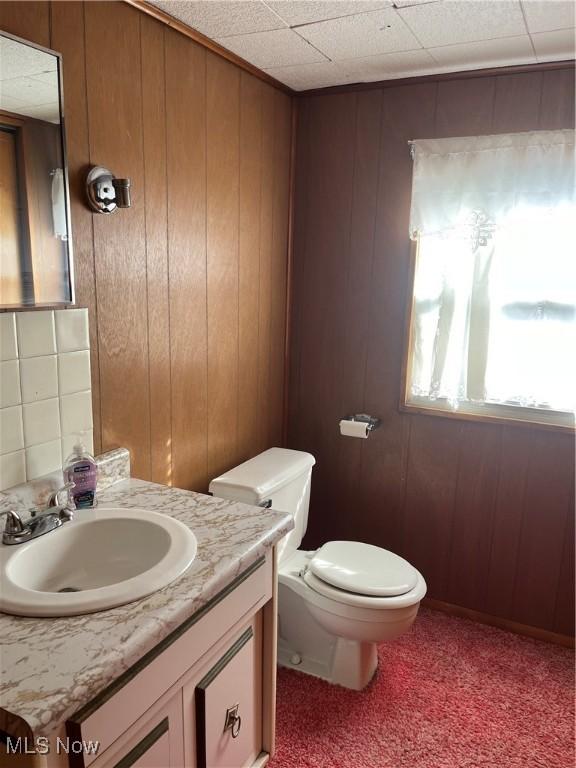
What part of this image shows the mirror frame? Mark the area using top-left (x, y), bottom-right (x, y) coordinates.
top-left (0, 29), bottom-right (75, 309)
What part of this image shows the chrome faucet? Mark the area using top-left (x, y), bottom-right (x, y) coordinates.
top-left (1, 482), bottom-right (75, 546)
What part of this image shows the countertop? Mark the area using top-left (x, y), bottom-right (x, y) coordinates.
top-left (0, 478), bottom-right (293, 738)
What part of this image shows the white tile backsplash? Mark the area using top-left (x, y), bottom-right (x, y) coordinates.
top-left (16, 310), bottom-right (57, 358)
top-left (23, 398), bottom-right (61, 446)
top-left (0, 450), bottom-right (26, 489)
top-left (0, 406), bottom-right (24, 455)
top-left (0, 360), bottom-right (21, 408)
top-left (58, 351), bottom-right (91, 395)
top-left (0, 309), bottom-right (92, 490)
top-left (60, 391), bottom-right (93, 435)
top-left (20, 355), bottom-right (58, 403)
top-left (0, 314), bottom-right (18, 361)
top-left (25, 439), bottom-right (62, 481)
top-left (55, 309), bottom-right (90, 353)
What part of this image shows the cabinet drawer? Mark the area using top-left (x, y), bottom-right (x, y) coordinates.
top-left (195, 627), bottom-right (262, 768)
top-left (88, 692), bottom-right (183, 768)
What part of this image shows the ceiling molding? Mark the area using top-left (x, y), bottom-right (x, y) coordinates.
top-left (124, 2), bottom-right (574, 99)
top-left (124, 0), bottom-right (295, 95)
top-left (299, 59), bottom-right (576, 97)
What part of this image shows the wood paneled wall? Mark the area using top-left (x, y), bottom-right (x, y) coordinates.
top-left (289, 67), bottom-right (575, 636)
top-left (0, 1), bottom-right (293, 490)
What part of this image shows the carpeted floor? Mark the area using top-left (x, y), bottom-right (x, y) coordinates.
top-left (269, 608), bottom-right (574, 768)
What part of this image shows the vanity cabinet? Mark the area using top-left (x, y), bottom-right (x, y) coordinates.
top-left (50, 552), bottom-right (277, 768)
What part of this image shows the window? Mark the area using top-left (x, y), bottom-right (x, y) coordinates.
top-left (404, 130), bottom-right (575, 429)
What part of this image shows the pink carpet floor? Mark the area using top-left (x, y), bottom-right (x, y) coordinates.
top-left (269, 609), bottom-right (574, 768)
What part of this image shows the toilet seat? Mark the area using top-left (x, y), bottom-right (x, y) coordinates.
top-left (309, 541), bottom-right (418, 597)
top-left (302, 568), bottom-right (426, 611)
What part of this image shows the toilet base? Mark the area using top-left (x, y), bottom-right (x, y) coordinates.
top-left (278, 635), bottom-right (378, 690)
top-left (277, 549), bottom-right (423, 691)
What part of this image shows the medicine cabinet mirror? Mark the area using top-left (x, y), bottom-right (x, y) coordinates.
top-left (0, 31), bottom-right (74, 309)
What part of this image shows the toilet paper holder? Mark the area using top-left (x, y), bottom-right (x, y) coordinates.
top-left (343, 413), bottom-right (381, 432)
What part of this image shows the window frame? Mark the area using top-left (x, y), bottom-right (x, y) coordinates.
top-left (400, 237), bottom-right (576, 433)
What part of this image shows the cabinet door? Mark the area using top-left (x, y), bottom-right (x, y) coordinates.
top-left (88, 693), bottom-right (183, 768)
top-left (194, 625), bottom-right (262, 768)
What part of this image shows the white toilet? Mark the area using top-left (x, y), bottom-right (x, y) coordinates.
top-left (209, 448), bottom-right (426, 690)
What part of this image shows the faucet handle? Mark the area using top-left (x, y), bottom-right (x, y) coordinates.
top-left (49, 481), bottom-right (75, 509)
top-left (0, 510), bottom-right (27, 535)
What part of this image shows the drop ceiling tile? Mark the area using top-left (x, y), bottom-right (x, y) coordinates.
top-left (21, 103), bottom-right (61, 123)
top-left (265, 1), bottom-right (392, 27)
top-left (398, 0), bottom-right (526, 47)
top-left (0, 94), bottom-right (27, 111)
top-left (521, 1), bottom-right (575, 34)
top-left (0, 76), bottom-right (57, 105)
top-left (295, 8), bottom-right (421, 60)
top-left (29, 71), bottom-right (60, 86)
top-left (217, 28), bottom-right (327, 69)
top-left (429, 35), bottom-right (536, 69)
top-left (264, 61), bottom-right (353, 90)
top-left (335, 48), bottom-right (437, 81)
top-left (150, 0), bottom-right (286, 38)
top-left (0, 37), bottom-right (56, 80)
top-left (531, 28), bottom-right (576, 61)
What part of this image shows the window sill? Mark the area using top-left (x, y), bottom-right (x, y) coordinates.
top-left (400, 398), bottom-right (576, 433)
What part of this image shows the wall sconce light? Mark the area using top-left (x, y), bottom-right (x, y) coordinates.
top-left (86, 166), bottom-right (131, 214)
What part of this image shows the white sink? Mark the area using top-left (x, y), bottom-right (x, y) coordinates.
top-left (0, 508), bottom-right (197, 617)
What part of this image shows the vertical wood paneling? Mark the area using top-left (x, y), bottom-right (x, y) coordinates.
top-left (238, 73), bottom-right (263, 463)
top-left (295, 92), bottom-right (357, 545)
top-left (50, 1), bottom-right (102, 454)
top-left (512, 432), bottom-right (574, 629)
top-left (257, 86), bottom-right (276, 454)
top-left (555, 507), bottom-right (575, 636)
top-left (140, 15), bottom-right (171, 485)
top-left (539, 68), bottom-right (576, 129)
top-left (484, 427), bottom-right (532, 619)
top-left (492, 72), bottom-right (543, 132)
top-left (403, 417), bottom-right (463, 596)
top-left (334, 90), bottom-right (383, 544)
top-left (446, 422), bottom-right (501, 610)
top-left (0, 2), bottom-right (50, 46)
top-left (206, 53), bottom-right (240, 481)
top-left (291, 67), bottom-right (575, 635)
top-left (84, 1), bottom-right (150, 479)
top-left (286, 98), bottom-right (311, 440)
top-left (269, 91), bottom-right (291, 447)
top-left (165, 30), bottom-right (208, 491)
top-left (435, 76), bottom-right (496, 137)
top-left (363, 83), bottom-right (437, 556)
top-left (3, 1), bottom-right (293, 494)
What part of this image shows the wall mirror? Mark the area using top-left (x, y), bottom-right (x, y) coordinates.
top-left (0, 31), bottom-right (73, 309)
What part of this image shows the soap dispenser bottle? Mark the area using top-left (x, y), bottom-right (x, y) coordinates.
top-left (63, 442), bottom-right (98, 509)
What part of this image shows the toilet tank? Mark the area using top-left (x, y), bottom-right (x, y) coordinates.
top-left (209, 448), bottom-right (316, 564)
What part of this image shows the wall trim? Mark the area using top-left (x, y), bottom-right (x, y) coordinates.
top-left (301, 60), bottom-right (575, 97)
top-left (123, 0), bottom-right (294, 95)
top-left (424, 598), bottom-right (575, 649)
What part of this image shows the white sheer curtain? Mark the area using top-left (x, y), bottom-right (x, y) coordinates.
top-left (407, 130), bottom-right (576, 421)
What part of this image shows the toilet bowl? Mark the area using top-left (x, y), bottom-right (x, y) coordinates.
top-left (209, 448), bottom-right (426, 690)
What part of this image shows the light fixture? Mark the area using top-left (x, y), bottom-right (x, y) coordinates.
top-left (86, 166), bottom-right (131, 214)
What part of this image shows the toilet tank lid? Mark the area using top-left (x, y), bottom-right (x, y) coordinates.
top-left (209, 448), bottom-right (315, 503)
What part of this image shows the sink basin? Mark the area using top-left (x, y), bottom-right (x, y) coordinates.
top-left (0, 508), bottom-right (197, 617)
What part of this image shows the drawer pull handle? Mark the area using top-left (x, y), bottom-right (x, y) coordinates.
top-left (224, 704), bottom-right (242, 738)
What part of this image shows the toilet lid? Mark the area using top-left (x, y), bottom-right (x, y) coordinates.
top-left (309, 541), bottom-right (418, 597)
